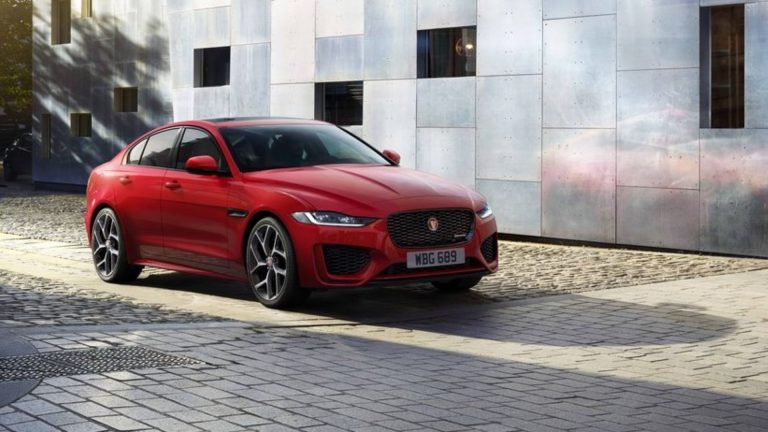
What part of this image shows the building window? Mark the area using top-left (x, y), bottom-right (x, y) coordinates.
top-left (315, 81), bottom-right (363, 126)
top-left (81, 0), bottom-right (92, 18)
top-left (701, 5), bottom-right (744, 128)
top-left (417, 26), bottom-right (476, 78)
top-left (114, 87), bottom-right (138, 112)
top-left (51, 0), bottom-right (71, 45)
top-left (194, 47), bottom-right (230, 87)
top-left (70, 113), bottom-right (91, 137)
top-left (40, 114), bottom-right (52, 159)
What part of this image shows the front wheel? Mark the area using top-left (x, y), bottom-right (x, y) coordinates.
top-left (246, 217), bottom-right (309, 308)
top-left (431, 275), bottom-right (483, 292)
top-left (91, 208), bottom-right (142, 283)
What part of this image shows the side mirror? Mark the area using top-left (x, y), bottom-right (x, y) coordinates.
top-left (382, 149), bottom-right (401, 166)
top-left (185, 155), bottom-right (219, 174)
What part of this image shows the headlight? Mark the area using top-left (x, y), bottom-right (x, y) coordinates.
top-left (476, 203), bottom-right (493, 219)
top-left (291, 211), bottom-right (376, 227)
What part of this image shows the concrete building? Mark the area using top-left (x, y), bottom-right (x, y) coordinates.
top-left (31, 0), bottom-right (768, 257)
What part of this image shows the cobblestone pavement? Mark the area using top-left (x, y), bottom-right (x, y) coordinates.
top-left (1, 181), bottom-right (767, 303)
top-left (0, 270), bottom-right (766, 431)
top-left (0, 270), bottom-right (221, 327)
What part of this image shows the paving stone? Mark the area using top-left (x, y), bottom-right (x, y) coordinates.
top-left (61, 402), bottom-right (115, 418)
top-left (93, 415), bottom-right (149, 431)
top-left (12, 399), bottom-right (62, 416)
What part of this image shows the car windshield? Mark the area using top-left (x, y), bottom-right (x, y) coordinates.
top-left (219, 124), bottom-right (390, 172)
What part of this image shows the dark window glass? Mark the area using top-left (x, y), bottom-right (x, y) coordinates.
top-left (114, 87), bottom-right (138, 112)
top-left (70, 113), bottom-right (91, 137)
top-left (40, 114), bottom-right (52, 159)
top-left (220, 124), bottom-right (388, 172)
top-left (315, 82), bottom-right (363, 126)
top-left (194, 47), bottom-right (230, 88)
top-left (175, 128), bottom-right (225, 171)
top-left (139, 129), bottom-right (179, 168)
top-left (51, 0), bottom-right (71, 45)
top-left (417, 26), bottom-right (476, 78)
top-left (701, 5), bottom-right (744, 128)
top-left (126, 139), bottom-right (147, 165)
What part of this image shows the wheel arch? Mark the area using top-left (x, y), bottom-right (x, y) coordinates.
top-left (241, 210), bottom-right (283, 264)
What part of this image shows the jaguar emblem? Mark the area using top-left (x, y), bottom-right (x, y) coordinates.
top-left (427, 216), bottom-right (439, 232)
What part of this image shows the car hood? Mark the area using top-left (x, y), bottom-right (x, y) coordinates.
top-left (242, 164), bottom-right (482, 215)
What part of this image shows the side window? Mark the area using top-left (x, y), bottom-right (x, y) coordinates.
top-left (175, 128), bottom-right (225, 170)
top-left (125, 139), bottom-right (147, 165)
top-left (139, 128), bottom-right (179, 168)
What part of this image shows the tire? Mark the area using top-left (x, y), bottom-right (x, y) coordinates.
top-left (246, 217), bottom-right (309, 308)
top-left (91, 208), bottom-right (142, 283)
top-left (3, 159), bottom-right (16, 181)
top-left (431, 275), bottom-right (483, 292)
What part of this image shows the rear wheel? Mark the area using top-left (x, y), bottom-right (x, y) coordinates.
top-left (91, 208), bottom-right (142, 283)
top-left (246, 217), bottom-right (309, 308)
top-left (431, 275), bottom-right (483, 292)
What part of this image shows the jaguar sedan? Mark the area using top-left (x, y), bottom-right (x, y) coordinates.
top-left (85, 118), bottom-right (498, 308)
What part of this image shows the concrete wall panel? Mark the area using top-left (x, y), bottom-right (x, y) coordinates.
top-left (542, 128), bottom-right (616, 243)
top-left (617, 0), bottom-right (699, 70)
top-left (417, 128), bottom-right (475, 189)
top-left (417, 0), bottom-right (477, 29)
top-left (364, 0), bottom-right (417, 80)
top-left (172, 87), bottom-right (194, 121)
top-left (476, 75), bottom-right (541, 182)
top-left (416, 77), bottom-right (475, 128)
top-left (543, 14), bottom-right (616, 128)
top-left (232, 0), bottom-right (270, 45)
top-left (543, 0), bottom-right (616, 19)
top-left (193, 6), bottom-right (230, 48)
top-left (363, 79), bottom-right (417, 168)
top-left (700, 129), bottom-right (768, 257)
top-left (193, 86), bottom-right (230, 119)
top-left (271, 0), bottom-right (315, 84)
top-left (477, 180), bottom-right (541, 236)
top-left (230, 43), bottom-right (270, 117)
top-left (477, 0), bottom-right (542, 76)
top-left (746, 2), bottom-right (768, 128)
top-left (316, 0), bottom-right (364, 37)
top-left (167, 10), bottom-right (195, 88)
top-left (617, 68), bottom-right (699, 189)
top-left (270, 83), bottom-right (314, 119)
top-left (315, 36), bottom-right (364, 82)
top-left (617, 187), bottom-right (699, 250)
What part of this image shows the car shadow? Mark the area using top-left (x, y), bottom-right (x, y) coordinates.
top-left (129, 271), bottom-right (737, 347)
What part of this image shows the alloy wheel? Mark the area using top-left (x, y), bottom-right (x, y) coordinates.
top-left (92, 210), bottom-right (120, 278)
top-left (248, 223), bottom-right (288, 301)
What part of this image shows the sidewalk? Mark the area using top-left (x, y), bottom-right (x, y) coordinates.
top-left (0, 267), bottom-right (766, 431)
top-left (1, 183), bottom-right (768, 431)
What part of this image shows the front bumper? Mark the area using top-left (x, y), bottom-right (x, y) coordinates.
top-left (288, 213), bottom-right (498, 289)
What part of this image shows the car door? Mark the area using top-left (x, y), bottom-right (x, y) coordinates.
top-left (113, 128), bottom-right (180, 261)
top-left (161, 127), bottom-right (234, 276)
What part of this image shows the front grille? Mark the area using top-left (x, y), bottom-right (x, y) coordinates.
top-left (323, 245), bottom-right (370, 276)
top-left (481, 234), bottom-right (498, 263)
top-left (387, 209), bottom-right (474, 248)
top-left (380, 258), bottom-right (481, 276)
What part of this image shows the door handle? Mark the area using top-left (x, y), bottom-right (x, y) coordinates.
top-left (164, 180), bottom-right (181, 190)
top-left (119, 176), bottom-right (131, 185)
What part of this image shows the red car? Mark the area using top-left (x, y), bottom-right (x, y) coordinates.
top-left (85, 118), bottom-right (498, 308)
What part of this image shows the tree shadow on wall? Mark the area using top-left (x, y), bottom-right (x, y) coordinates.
top-left (32, 5), bottom-right (172, 185)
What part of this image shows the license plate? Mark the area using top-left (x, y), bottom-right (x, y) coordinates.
top-left (406, 248), bottom-right (465, 269)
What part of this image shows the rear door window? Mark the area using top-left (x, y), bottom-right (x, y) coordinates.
top-left (139, 128), bottom-right (180, 168)
top-left (125, 139), bottom-right (147, 165)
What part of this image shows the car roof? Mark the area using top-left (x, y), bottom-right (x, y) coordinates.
top-left (165, 117), bottom-right (330, 129)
